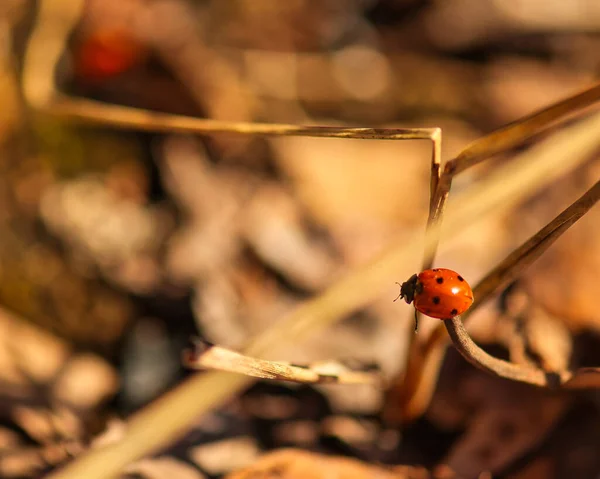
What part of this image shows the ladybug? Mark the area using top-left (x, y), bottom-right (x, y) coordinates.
top-left (395, 268), bottom-right (474, 331)
top-left (74, 28), bottom-right (146, 83)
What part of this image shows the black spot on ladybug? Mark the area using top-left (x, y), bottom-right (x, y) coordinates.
top-left (432, 296), bottom-right (441, 305)
top-left (436, 277), bottom-right (444, 284)
top-left (432, 268), bottom-right (440, 272)
top-left (457, 275), bottom-right (464, 282)
top-left (451, 308), bottom-right (458, 315)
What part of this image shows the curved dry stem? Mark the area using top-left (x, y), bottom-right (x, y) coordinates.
top-left (445, 315), bottom-right (600, 391)
top-left (443, 317), bottom-right (570, 387)
top-left (386, 177), bottom-right (600, 423)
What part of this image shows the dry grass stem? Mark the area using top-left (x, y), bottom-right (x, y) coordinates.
top-left (46, 96), bottom-right (442, 141)
top-left (183, 339), bottom-right (381, 386)
top-left (448, 81), bottom-right (600, 175)
top-left (444, 316), bottom-right (566, 386)
top-left (444, 313), bottom-right (600, 390)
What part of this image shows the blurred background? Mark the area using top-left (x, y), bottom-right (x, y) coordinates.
top-left (1, 0), bottom-right (600, 477)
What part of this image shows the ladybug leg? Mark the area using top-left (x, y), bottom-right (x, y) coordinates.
top-left (414, 308), bottom-right (419, 333)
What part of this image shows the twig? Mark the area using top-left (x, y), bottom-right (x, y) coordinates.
top-left (183, 339), bottom-right (381, 386)
top-left (445, 315), bottom-right (600, 391)
top-left (443, 317), bottom-right (567, 386)
top-left (45, 95), bottom-right (441, 141)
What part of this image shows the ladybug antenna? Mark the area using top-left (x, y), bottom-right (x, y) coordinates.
top-left (393, 282), bottom-right (403, 302)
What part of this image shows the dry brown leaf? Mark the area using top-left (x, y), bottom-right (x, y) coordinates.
top-left (504, 456), bottom-right (555, 479)
top-left (0, 307), bottom-right (118, 416)
top-left (271, 135), bottom-right (431, 259)
top-left (0, 448), bottom-right (45, 478)
top-left (243, 184), bottom-right (339, 291)
top-left (524, 307), bottom-right (572, 373)
top-left (224, 449), bottom-right (431, 479)
top-left (0, 308), bottom-right (69, 386)
top-left (11, 407), bottom-right (57, 444)
top-left (0, 427), bottom-right (21, 449)
top-left (0, 440), bottom-right (81, 478)
top-left (439, 375), bottom-right (570, 477)
top-left (242, 394), bottom-right (299, 420)
top-left (40, 175), bottom-right (164, 293)
top-left (52, 353), bottom-right (119, 409)
top-left (190, 437), bottom-right (260, 476)
top-left (162, 136), bottom-right (250, 282)
top-left (321, 416), bottom-right (379, 446)
top-left (123, 457), bottom-right (206, 479)
top-left (272, 420), bottom-right (319, 447)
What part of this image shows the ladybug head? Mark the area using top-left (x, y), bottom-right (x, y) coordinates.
top-left (399, 273), bottom-right (419, 304)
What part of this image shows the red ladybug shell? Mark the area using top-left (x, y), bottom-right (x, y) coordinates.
top-left (74, 29), bottom-right (146, 83)
top-left (399, 268), bottom-right (474, 320)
